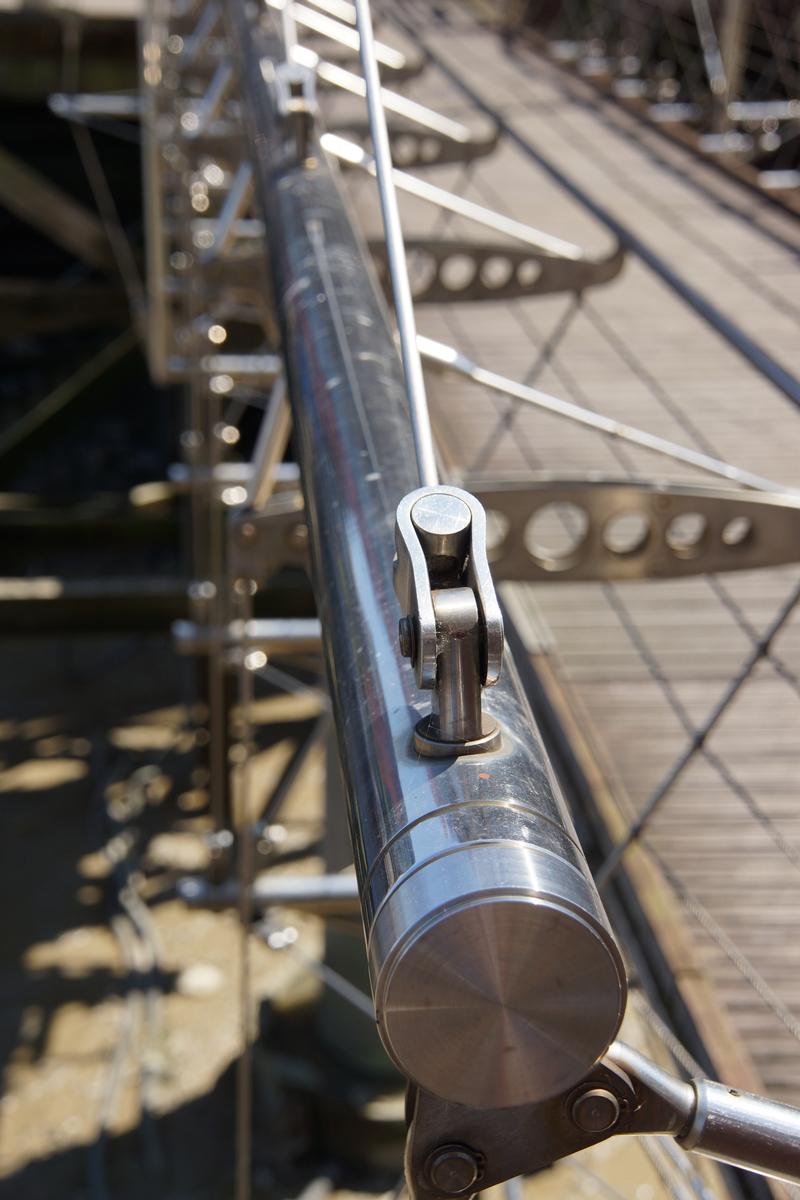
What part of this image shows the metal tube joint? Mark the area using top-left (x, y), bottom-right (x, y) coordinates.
top-left (394, 485), bottom-right (504, 756)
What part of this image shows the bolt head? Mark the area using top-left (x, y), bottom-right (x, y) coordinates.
top-left (570, 1087), bottom-right (620, 1134)
top-left (426, 1146), bottom-right (480, 1196)
top-left (411, 493), bottom-right (471, 539)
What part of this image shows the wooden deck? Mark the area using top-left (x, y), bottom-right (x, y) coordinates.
top-left (344, 2), bottom-right (800, 1110)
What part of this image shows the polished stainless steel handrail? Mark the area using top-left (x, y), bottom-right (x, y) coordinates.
top-left (225, 0), bottom-right (626, 1113)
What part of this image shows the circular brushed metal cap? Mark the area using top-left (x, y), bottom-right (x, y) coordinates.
top-left (370, 845), bottom-right (626, 1110)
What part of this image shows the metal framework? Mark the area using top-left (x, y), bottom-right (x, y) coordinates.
top-left (504, 0), bottom-right (800, 207)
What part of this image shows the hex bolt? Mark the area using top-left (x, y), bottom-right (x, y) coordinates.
top-left (570, 1087), bottom-right (620, 1134)
top-left (426, 1146), bottom-right (481, 1196)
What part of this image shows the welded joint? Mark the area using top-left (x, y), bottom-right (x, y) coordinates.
top-left (394, 486), bottom-right (503, 757)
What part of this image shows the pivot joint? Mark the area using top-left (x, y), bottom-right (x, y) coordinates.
top-left (394, 486), bottom-right (504, 757)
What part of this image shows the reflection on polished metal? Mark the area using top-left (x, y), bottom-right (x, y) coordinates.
top-left (466, 476), bottom-right (800, 582)
top-left (227, 0), bottom-right (626, 1110)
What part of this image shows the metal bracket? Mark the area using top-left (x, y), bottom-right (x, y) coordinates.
top-left (184, 224), bottom-right (622, 302)
top-left (273, 61), bottom-right (318, 161)
top-left (332, 122), bottom-right (500, 168)
top-left (229, 492), bottom-right (310, 582)
top-left (218, 475), bottom-right (800, 585)
top-left (371, 238), bottom-right (624, 303)
top-left (467, 476), bottom-right (800, 582)
top-left (405, 1041), bottom-right (800, 1200)
top-left (394, 486), bottom-right (503, 756)
top-left (405, 1058), bottom-right (641, 1200)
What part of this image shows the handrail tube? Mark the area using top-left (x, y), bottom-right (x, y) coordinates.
top-left (225, 0), bottom-right (626, 1112)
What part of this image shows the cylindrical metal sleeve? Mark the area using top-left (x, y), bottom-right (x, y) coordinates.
top-left (226, 0), bottom-right (626, 1110)
top-left (681, 1080), bottom-right (800, 1185)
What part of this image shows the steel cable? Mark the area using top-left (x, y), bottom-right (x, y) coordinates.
top-left (353, 0), bottom-right (439, 486)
